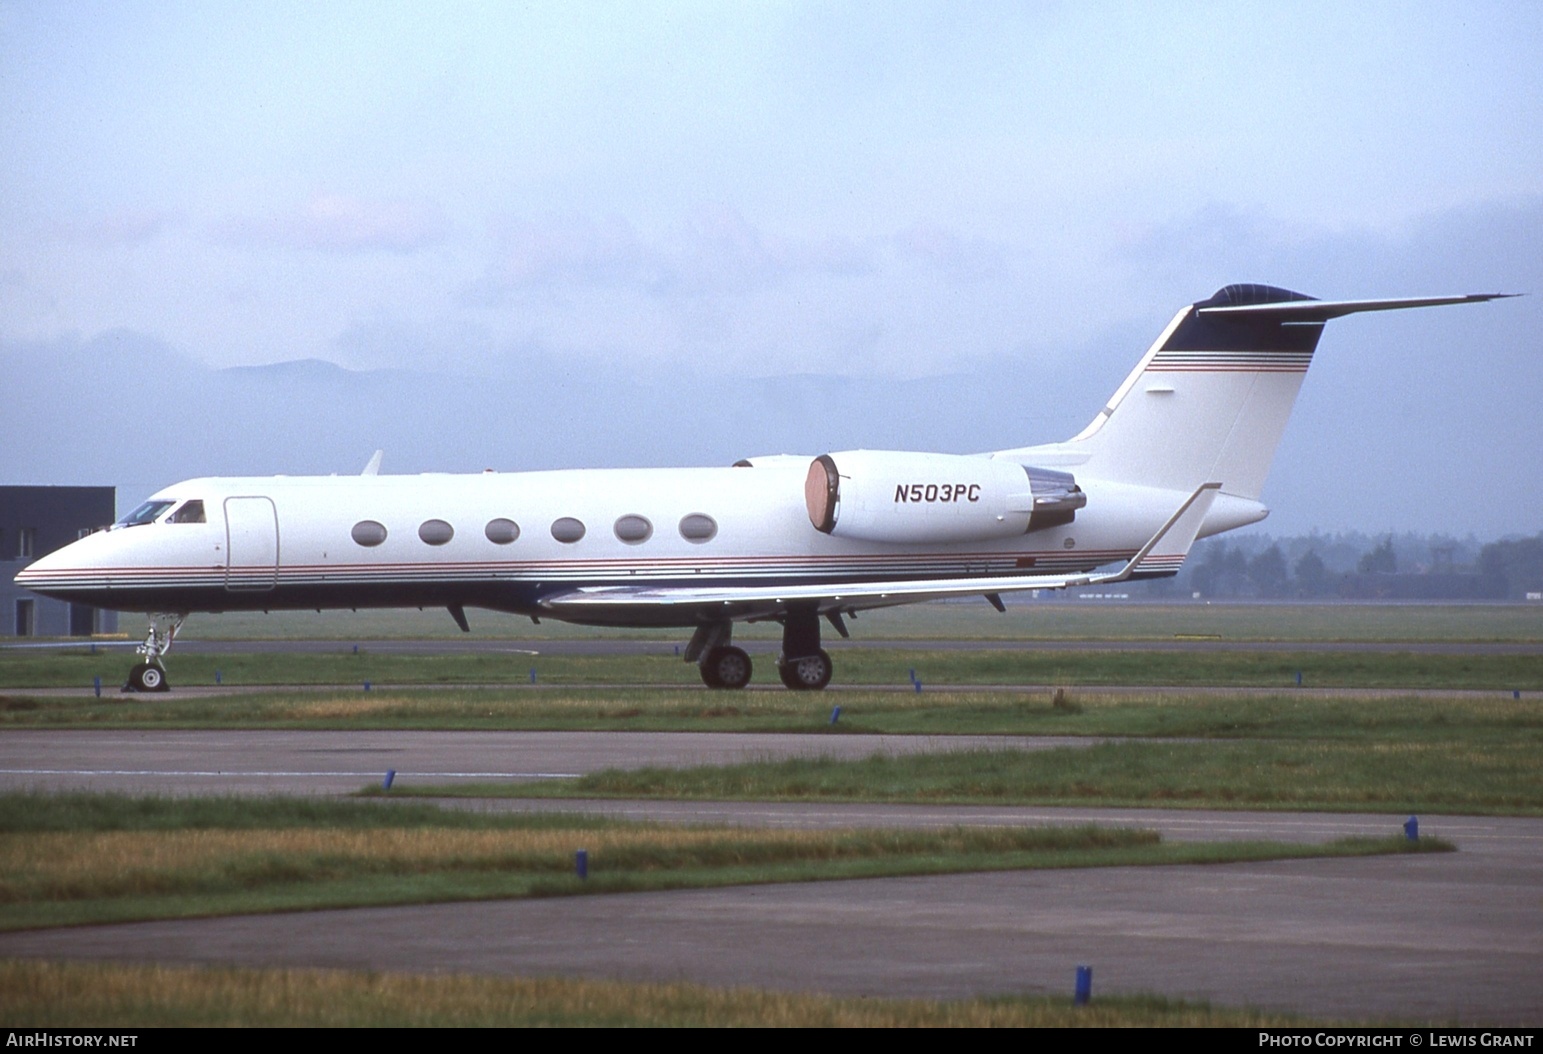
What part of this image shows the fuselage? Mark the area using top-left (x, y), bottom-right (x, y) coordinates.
top-left (16, 461), bottom-right (1190, 628)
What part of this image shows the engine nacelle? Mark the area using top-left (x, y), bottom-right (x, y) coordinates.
top-left (805, 450), bottom-right (1085, 544)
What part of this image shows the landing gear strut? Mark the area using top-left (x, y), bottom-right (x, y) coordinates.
top-left (124, 613), bottom-right (184, 693)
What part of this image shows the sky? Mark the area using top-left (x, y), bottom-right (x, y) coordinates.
top-left (3, 2), bottom-right (1541, 537)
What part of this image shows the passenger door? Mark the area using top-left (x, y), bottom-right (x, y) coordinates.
top-left (224, 496), bottom-right (279, 591)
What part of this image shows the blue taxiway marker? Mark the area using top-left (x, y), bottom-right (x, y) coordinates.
top-left (1074, 965), bottom-right (1093, 1005)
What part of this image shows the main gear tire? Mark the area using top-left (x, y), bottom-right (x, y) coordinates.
top-left (700, 645), bottom-right (752, 690)
top-left (777, 649), bottom-right (833, 691)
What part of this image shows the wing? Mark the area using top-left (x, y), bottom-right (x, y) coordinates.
top-left (539, 483), bottom-right (1221, 623)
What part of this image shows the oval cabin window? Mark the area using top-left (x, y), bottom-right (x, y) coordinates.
top-left (351, 521), bottom-right (388, 547)
top-left (551, 517), bottom-right (586, 543)
top-left (418, 519), bottom-right (454, 546)
top-left (613, 514), bottom-right (653, 544)
top-left (679, 513), bottom-right (717, 543)
top-left (485, 518), bottom-right (520, 544)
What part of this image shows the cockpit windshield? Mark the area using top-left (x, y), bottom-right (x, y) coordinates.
top-left (115, 500), bottom-right (176, 528)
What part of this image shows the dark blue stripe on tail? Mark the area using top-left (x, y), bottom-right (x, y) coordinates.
top-left (1164, 284), bottom-right (1326, 353)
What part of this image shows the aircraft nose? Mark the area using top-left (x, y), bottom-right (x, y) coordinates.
top-left (14, 549), bottom-right (55, 584)
top-left (12, 535), bottom-right (94, 597)
top-left (14, 545), bottom-right (63, 587)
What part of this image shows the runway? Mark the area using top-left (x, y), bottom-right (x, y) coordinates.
top-left (2, 730), bottom-right (1540, 1023)
top-left (0, 729), bottom-right (1103, 796)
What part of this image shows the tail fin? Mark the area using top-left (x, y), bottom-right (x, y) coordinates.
top-left (999, 285), bottom-right (1512, 501)
top-left (1070, 283), bottom-right (1322, 499)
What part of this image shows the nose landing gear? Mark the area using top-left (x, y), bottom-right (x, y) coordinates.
top-left (123, 613), bottom-right (184, 693)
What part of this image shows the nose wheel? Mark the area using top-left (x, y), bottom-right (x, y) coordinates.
top-left (126, 662), bottom-right (169, 693)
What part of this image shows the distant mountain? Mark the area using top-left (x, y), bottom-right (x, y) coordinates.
top-left (1, 329), bottom-right (1099, 510)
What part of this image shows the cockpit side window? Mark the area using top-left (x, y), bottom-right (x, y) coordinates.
top-left (116, 500), bottom-right (176, 528)
top-left (168, 500), bottom-right (206, 524)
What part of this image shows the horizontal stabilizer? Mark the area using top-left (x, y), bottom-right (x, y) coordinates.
top-left (1198, 293), bottom-right (1517, 322)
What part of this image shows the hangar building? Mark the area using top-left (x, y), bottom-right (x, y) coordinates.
top-left (2, 486), bottom-right (119, 636)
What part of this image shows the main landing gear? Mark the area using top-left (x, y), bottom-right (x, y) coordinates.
top-left (700, 644), bottom-right (753, 690)
top-left (685, 621), bottom-right (753, 689)
top-left (124, 613), bottom-right (184, 693)
top-left (777, 649), bottom-right (833, 691)
top-left (774, 606), bottom-right (833, 691)
top-left (685, 606), bottom-right (842, 691)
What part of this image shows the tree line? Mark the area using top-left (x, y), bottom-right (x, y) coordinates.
top-left (1147, 531), bottom-right (1543, 600)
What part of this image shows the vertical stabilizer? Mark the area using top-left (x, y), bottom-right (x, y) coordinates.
top-left (1068, 284), bottom-right (1323, 498)
top-left (996, 285), bottom-right (1511, 501)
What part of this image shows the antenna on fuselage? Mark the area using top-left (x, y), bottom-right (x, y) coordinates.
top-left (361, 450), bottom-right (383, 476)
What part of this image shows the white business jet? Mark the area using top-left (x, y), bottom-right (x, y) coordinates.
top-left (16, 284), bottom-right (1510, 692)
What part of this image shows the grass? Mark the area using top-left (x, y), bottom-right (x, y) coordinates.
top-left (0, 793), bottom-right (1448, 932)
top-left (2, 643), bottom-right (1539, 692)
top-left (3, 680), bottom-right (1537, 739)
top-left (0, 960), bottom-right (1319, 1027)
top-left (440, 740), bottom-right (1539, 814)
